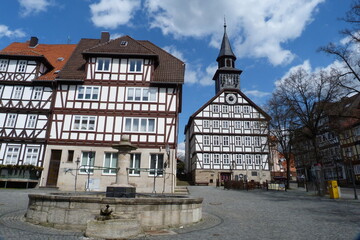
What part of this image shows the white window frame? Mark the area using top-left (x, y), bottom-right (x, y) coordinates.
top-left (103, 152), bottom-right (117, 175)
top-left (254, 121), bottom-right (260, 129)
top-left (222, 121), bottom-right (229, 128)
top-left (213, 136), bottom-right (220, 146)
top-left (77, 86), bottom-right (100, 100)
top-left (129, 153), bottom-right (141, 176)
top-left (129, 59), bottom-right (143, 73)
top-left (73, 116), bottom-right (96, 131)
top-left (96, 58), bottom-right (111, 72)
top-left (203, 135), bottom-right (210, 145)
top-left (245, 136), bottom-right (251, 146)
top-left (124, 118), bottom-right (155, 133)
top-left (27, 115), bottom-right (37, 128)
top-left (203, 120), bottom-right (209, 128)
top-left (234, 105), bottom-right (241, 113)
top-left (222, 105), bottom-right (228, 113)
top-left (243, 106), bottom-right (250, 114)
top-left (254, 136), bottom-right (261, 147)
top-left (33, 87), bottom-right (42, 100)
top-left (244, 121), bottom-right (251, 129)
top-left (236, 154), bottom-right (242, 165)
top-left (149, 153), bottom-right (164, 176)
top-left (0, 59), bottom-right (8, 71)
top-left (4, 146), bottom-right (20, 164)
top-left (246, 154), bottom-right (252, 165)
top-left (17, 60), bottom-right (27, 72)
top-left (235, 136), bottom-right (241, 146)
top-left (223, 154), bottom-right (230, 165)
top-left (80, 151), bottom-right (95, 174)
top-left (24, 147), bottom-right (40, 165)
top-left (214, 154), bottom-right (220, 164)
top-left (235, 121), bottom-right (241, 129)
top-left (126, 87), bottom-right (156, 102)
top-left (6, 114), bottom-right (17, 128)
top-left (213, 105), bottom-right (219, 113)
top-left (255, 155), bottom-right (261, 165)
top-left (13, 86), bottom-right (23, 99)
top-left (203, 154), bottom-right (210, 164)
top-left (223, 136), bottom-right (229, 146)
top-left (213, 120), bottom-right (219, 128)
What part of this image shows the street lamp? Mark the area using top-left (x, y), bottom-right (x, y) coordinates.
top-left (86, 152), bottom-right (93, 192)
top-left (74, 157), bottom-right (80, 192)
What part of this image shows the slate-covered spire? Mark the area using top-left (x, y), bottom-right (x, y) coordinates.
top-left (216, 21), bottom-right (236, 68)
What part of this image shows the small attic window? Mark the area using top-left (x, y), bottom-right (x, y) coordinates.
top-left (57, 57), bottom-right (64, 61)
top-left (120, 41), bottom-right (128, 46)
top-left (54, 70), bottom-right (60, 74)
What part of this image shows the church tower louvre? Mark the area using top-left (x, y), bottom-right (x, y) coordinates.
top-left (213, 22), bottom-right (242, 93)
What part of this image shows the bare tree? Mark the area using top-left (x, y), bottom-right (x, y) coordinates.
top-left (273, 67), bottom-right (347, 195)
top-left (320, 0), bottom-right (360, 93)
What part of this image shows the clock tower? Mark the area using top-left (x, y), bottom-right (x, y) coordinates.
top-left (213, 22), bottom-right (242, 94)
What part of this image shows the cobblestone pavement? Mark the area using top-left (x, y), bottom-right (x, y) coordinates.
top-left (0, 186), bottom-right (359, 240)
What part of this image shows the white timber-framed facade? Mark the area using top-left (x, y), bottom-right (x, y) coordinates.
top-left (0, 38), bottom-right (76, 188)
top-left (41, 33), bottom-right (185, 193)
top-left (185, 25), bottom-right (271, 186)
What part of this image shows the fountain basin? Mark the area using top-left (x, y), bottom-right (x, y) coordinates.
top-left (25, 193), bottom-right (203, 233)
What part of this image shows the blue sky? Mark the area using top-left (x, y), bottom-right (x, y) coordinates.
top-left (0, 0), bottom-right (352, 148)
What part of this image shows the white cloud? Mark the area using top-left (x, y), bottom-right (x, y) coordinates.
top-left (18, 0), bottom-right (51, 16)
top-left (144, 0), bottom-right (324, 66)
top-left (0, 25), bottom-right (25, 38)
top-left (243, 89), bottom-right (271, 98)
top-left (90, 0), bottom-right (141, 29)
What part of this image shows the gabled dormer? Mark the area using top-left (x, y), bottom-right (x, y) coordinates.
top-left (213, 23), bottom-right (242, 94)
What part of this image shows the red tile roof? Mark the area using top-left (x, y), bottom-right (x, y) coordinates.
top-left (0, 42), bottom-right (76, 81)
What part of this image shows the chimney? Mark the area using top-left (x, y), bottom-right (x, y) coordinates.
top-left (100, 32), bottom-right (110, 43)
top-left (29, 37), bottom-right (38, 47)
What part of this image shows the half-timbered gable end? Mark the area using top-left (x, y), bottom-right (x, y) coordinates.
top-left (185, 24), bottom-right (271, 186)
top-left (0, 37), bottom-right (76, 173)
top-left (43, 33), bottom-right (184, 193)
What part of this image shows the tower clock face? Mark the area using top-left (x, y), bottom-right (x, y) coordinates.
top-left (225, 93), bottom-right (237, 104)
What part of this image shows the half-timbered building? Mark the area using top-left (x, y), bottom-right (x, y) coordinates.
top-left (184, 25), bottom-right (271, 186)
top-left (0, 38), bottom-right (75, 181)
top-left (41, 33), bottom-right (184, 193)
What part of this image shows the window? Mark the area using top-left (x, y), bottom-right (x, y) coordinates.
top-left (234, 105), bottom-right (241, 113)
top-left (222, 105), bottom-right (228, 113)
top-left (27, 115), bottom-right (37, 128)
top-left (67, 150), bottom-right (74, 162)
top-left (214, 154), bottom-right (220, 164)
top-left (97, 58), bottom-right (110, 71)
top-left (0, 59), bottom-right (8, 71)
top-left (223, 136), bottom-right (229, 146)
top-left (213, 105), bottom-right (219, 113)
top-left (129, 153), bottom-right (141, 175)
top-left (254, 136), bottom-right (261, 147)
top-left (203, 154), bottom-right (210, 164)
top-left (213, 136), bottom-right (220, 145)
top-left (127, 87), bottom-right (156, 102)
top-left (6, 114), bottom-right (16, 127)
top-left (5, 146), bottom-right (20, 164)
top-left (73, 116), bottom-right (96, 131)
top-left (246, 155), bottom-right (252, 165)
top-left (235, 136), bottom-right (241, 146)
top-left (13, 86), bottom-right (23, 99)
top-left (17, 60), bottom-right (27, 72)
top-left (223, 154), bottom-right (230, 164)
top-left (235, 121), bottom-right (241, 129)
top-left (213, 120), bottom-right (219, 128)
top-left (245, 136), bottom-right (251, 146)
top-left (243, 106), bottom-right (250, 114)
top-left (77, 86), bottom-right (99, 100)
top-left (255, 155), bottom-right (261, 165)
top-left (129, 59), bottom-right (142, 72)
top-left (33, 87), bottom-right (42, 100)
top-left (149, 154), bottom-right (164, 176)
top-left (203, 120), bottom-right (209, 128)
top-left (254, 121), bottom-right (260, 129)
top-left (204, 136), bottom-right (210, 145)
top-left (124, 118), bottom-right (155, 132)
top-left (24, 147), bottom-right (39, 165)
top-left (244, 121), bottom-right (250, 129)
top-left (80, 151), bottom-right (95, 174)
top-left (103, 152), bottom-right (117, 175)
top-left (236, 154), bottom-right (242, 165)
top-left (222, 121), bottom-right (229, 128)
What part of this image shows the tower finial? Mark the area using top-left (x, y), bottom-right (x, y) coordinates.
top-left (224, 16), bottom-right (227, 29)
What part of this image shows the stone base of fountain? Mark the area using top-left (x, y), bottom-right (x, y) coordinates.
top-left (106, 186), bottom-right (136, 198)
top-left (86, 218), bottom-right (142, 239)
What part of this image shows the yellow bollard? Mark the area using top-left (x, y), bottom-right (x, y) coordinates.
top-left (328, 180), bottom-right (339, 199)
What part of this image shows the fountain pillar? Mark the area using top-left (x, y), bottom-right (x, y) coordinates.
top-left (106, 135), bottom-right (137, 198)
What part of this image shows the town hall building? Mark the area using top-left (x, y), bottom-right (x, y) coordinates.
top-left (184, 25), bottom-right (271, 186)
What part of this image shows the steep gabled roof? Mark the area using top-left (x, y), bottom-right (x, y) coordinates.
top-left (0, 42), bottom-right (76, 81)
top-left (184, 88), bottom-right (271, 133)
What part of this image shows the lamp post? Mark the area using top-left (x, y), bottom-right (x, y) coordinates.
top-left (108, 135), bottom-right (137, 198)
top-left (86, 152), bottom-right (93, 192)
top-left (74, 157), bottom-right (80, 192)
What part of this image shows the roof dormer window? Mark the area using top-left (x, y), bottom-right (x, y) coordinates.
top-left (129, 59), bottom-right (143, 73)
top-left (120, 41), bottom-right (128, 46)
top-left (96, 58), bottom-right (110, 72)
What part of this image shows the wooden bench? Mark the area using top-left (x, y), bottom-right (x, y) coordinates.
top-left (195, 181), bottom-right (209, 186)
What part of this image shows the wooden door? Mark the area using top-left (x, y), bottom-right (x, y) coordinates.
top-left (46, 150), bottom-right (62, 187)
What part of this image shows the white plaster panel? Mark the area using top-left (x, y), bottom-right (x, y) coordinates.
top-left (103, 74), bottom-right (110, 80)
top-left (112, 59), bottom-right (119, 73)
top-left (111, 75), bottom-right (118, 80)
top-left (116, 104), bottom-right (123, 110)
top-left (114, 117), bottom-right (122, 133)
top-left (159, 88), bottom-right (166, 103)
top-left (133, 104), bottom-right (140, 111)
top-left (128, 75), bottom-right (134, 81)
top-left (101, 87), bottom-right (108, 101)
top-left (96, 134), bottom-right (104, 141)
top-left (83, 102), bottom-right (90, 109)
top-left (92, 102), bottom-right (99, 109)
top-left (106, 117), bottom-right (114, 132)
top-left (120, 59), bottom-right (127, 73)
top-left (63, 115), bottom-right (71, 131)
top-left (62, 133), bottom-right (69, 139)
top-left (95, 73), bottom-right (101, 79)
top-left (117, 87), bottom-right (125, 102)
top-left (100, 103), bottom-right (107, 109)
top-left (142, 105), bottom-right (149, 111)
top-left (157, 136), bottom-right (164, 142)
top-left (119, 75), bottom-right (126, 80)
top-left (108, 103), bottom-right (115, 110)
top-left (8, 60), bottom-right (16, 71)
top-left (149, 135), bottom-right (155, 142)
top-left (105, 134), bottom-right (112, 141)
top-left (109, 87), bottom-right (116, 102)
top-left (70, 133), bottom-right (78, 140)
top-left (140, 135), bottom-right (146, 142)
top-left (125, 104), bottom-right (132, 110)
top-left (158, 105), bottom-right (165, 111)
top-left (158, 118), bottom-right (165, 134)
top-left (98, 116), bottom-right (105, 132)
top-left (135, 75), bottom-right (142, 81)
top-left (79, 133), bottom-right (86, 140)
top-left (131, 135), bottom-right (138, 142)
top-left (114, 135), bottom-right (120, 141)
top-left (150, 105), bottom-right (157, 111)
